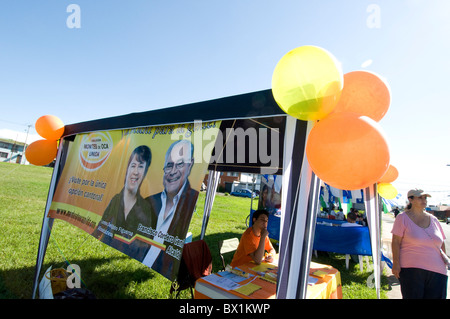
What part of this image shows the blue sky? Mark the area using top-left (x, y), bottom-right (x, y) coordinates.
top-left (1, 1), bottom-right (449, 205)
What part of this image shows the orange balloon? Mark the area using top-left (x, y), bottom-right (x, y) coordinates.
top-left (25, 139), bottom-right (58, 166)
top-left (35, 115), bottom-right (65, 140)
top-left (332, 71), bottom-right (390, 122)
top-left (306, 112), bottom-right (390, 190)
top-left (379, 165), bottom-right (398, 183)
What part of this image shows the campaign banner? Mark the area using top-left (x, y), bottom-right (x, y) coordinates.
top-left (49, 120), bottom-right (221, 281)
top-left (257, 175), bottom-right (282, 241)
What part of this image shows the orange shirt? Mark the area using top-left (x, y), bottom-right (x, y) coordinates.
top-left (230, 227), bottom-right (273, 267)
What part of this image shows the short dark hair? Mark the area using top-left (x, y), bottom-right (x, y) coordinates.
top-left (347, 211), bottom-right (357, 221)
top-left (124, 145), bottom-right (152, 186)
top-left (252, 209), bottom-right (269, 222)
top-left (129, 145), bottom-right (152, 175)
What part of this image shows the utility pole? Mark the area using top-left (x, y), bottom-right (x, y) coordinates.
top-left (22, 124), bottom-right (31, 164)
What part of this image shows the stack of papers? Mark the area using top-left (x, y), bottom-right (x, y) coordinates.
top-left (251, 263), bottom-right (276, 273)
top-left (218, 270), bottom-right (253, 283)
top-left (202, 271), bottom-right (263, 297)
top-left (202, 274), bottom-right (240, 290)
top-left (308, 276), bottom-right (319, 286)
top-left (233, 282), bottom-right (261, 296)
top-left (312, 270), bottom-right (328, 278)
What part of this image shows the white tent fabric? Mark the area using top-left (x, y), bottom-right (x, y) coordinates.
top-left (200, 170), bottom-right (221, 240)
top-left (351, 189), bottom-right (363, 203)
top-left (31, 140), bottom-right (66, 299)
top-left (328, 184), bottom-right (342, 198)
top-left (277, 119), bottom-right (320, 298)
top-left (364, 183), bottom-right (381, 299)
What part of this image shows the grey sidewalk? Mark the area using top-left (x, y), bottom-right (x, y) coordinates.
top-left (381, 213), bottom-right (450, 299)
top-left (380, 213), bottom-right (402, 299)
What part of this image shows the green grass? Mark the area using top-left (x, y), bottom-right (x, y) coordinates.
top-left (0, 162), bottom-right (388, 299)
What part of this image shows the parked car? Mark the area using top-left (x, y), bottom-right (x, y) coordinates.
top-left (230, 188), bottom-right (256, 198)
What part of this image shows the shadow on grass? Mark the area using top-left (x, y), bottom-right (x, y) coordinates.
top-left (0, 255), bottom-right (159, 299)
top-left (1, 242), bottom-right (391, 299)
top-left (1, 230), bottom-right (245, 299)
top-left (191, 231), bottom-right (244, 273)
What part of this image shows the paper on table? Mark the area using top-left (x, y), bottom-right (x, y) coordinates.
top-left (218, 270), bottom-right (253, 283)
top-left (202, 274), bottom-right (240, 290)
top-left (308, 276), bottom-right (318, 285)
top-left (251, 263), bottom-right (277, 272)
top-left (233, 282), bottom-right (261, 296)
top-left (312, 270), bottom-right (328, 278)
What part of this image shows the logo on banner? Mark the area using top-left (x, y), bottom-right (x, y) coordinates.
top-left (79, 132), bottom-right (113, 171)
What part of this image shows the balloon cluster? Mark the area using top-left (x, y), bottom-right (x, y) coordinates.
top-left (25, 115), bottom-right (65, 166)
top-left (272, 45), bottom-right (398, 197)
top-left (377, 165), bottom-right (399, 199)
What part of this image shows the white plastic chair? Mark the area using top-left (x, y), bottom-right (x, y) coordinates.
top-left (345, 254), bottom-right (370, 272)
top-left (218, 238), bottom-right (240, 270)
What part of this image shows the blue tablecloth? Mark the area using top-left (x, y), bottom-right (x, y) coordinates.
top-left (313, 223), bottom-right (372, 256)
top-left (248, 213), bottom-right (371, 255)
top-left (316, 217), bottom-right (347, 225)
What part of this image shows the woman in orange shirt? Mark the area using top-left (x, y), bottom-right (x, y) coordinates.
top-left (230, 210), bottom-right (275, 267)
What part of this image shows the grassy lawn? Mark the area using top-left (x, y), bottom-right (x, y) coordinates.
top-left (0, 162), bottom-right (388, 299)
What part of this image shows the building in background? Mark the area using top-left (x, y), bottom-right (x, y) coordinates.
top-left (203, 172), bottom-right (261, 194)
top-left (0, 138), bottom-right (27, 164)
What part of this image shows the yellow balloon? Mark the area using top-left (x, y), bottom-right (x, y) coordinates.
top-left (378, 183), bottom-right (398, 200)
top-left (272, 45), bottom-right (343, 121)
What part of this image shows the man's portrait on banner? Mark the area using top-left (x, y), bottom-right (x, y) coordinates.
top-left (142, 139), bottom-right (199, 279)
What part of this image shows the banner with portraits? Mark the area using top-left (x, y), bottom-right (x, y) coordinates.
top-left (257, 174), bottom-right (282, 241)
top-left (258, 175), bottom-right (282, 215)
top-left (48, 120), bottom-right (221, 281)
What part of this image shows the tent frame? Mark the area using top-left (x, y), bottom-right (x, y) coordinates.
top-left (31, 89), bottom-right (382, 299)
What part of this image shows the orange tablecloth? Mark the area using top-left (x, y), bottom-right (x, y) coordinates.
top-left (194, 259), bottom-right (342, 299)
top-left (307, 262), bottom-right (342, 299)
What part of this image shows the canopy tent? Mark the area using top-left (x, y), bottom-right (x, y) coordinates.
top-left (317, 182), bottom-right (382, 298)
top-left (32, 88), bottom-right (382, 299)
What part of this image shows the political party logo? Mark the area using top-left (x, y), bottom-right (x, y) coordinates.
top-left (79, 132), bottom-right (113, 171)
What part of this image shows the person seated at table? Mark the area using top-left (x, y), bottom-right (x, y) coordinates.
top-left (328, 205), bottom-right (336, 219)
top-left (356, 212), bottom-right (367, 226)
top-left (341, 211), bottom-right (363, 263)
top-left (334, 208), bottom-right (345, 221)
top-left (230, 209), bottom-right (275, 267)
top-left (341, 211), bottom-right (362, 227)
